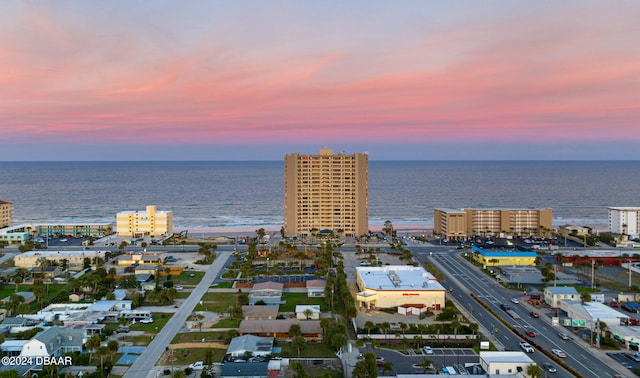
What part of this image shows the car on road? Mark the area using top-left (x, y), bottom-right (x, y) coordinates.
top-left (60, 238), bottom-right (68, 242)
top-left (558, 332), bottom-right (570, 340)
top-left (524, 329), bottom-right (536, 337)
top-left (499, 304), bottom-right (511, 311)
top-left (543, 363), bottom-right (557, 373)
top-left (519, 342), bottom-right (534, 353)
top-left (530, 311), bottom-right (540, 318)
top-left (551, 349), bottom-right (567, 358)
top-left (189, 361), bottom-right (204, 370)
top-left (631, 353), bottom-right (640, 362)
top-left (511, 297), bottom-right (520, 304)
top-left (422, 346), bottom-right (433, 354)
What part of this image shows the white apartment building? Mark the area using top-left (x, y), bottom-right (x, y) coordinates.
top-left (116, 205), bottom-right (173, 237)
top-left (608, 207), bottom-right (640, 238)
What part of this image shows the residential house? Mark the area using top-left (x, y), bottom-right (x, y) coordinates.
top-left (248, 282), bottom-right (284, 306)
top-left (544, 286), bottom-right (580, 308)
top-left (241, 306), bottom-right (279, 321)
top-left (20, 326), bottom-right (83, 357)
top-left (295, 305), bottom-right (320, 320)
top-left (220, 362), bottom-right (269, 378)
top-left (306, 279), bottom-right (326, 297)
top-left (1, 292), bottom-right (36, 305)
top-left (227, 335), bottom-right (274, 358)
top-left (68, 292), bottom-right (85, 302)
top-left (238, 319), bottom-right (322, 341)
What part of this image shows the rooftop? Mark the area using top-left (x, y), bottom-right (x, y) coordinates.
top-left (356, 265), bottom-right (445, 292)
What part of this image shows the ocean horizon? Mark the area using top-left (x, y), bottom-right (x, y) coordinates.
top-left (2, 160), bottom-right (638, 234)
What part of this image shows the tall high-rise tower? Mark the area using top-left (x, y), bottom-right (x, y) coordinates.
top-left (284, 149), bottom-right (368, 238)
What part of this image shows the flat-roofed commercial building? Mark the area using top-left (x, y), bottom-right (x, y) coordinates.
top-left (471, 245), bottom-right (538, 267)
top-left (0, 200), bottom-right (12, 228)
top-left (284, 149), bottom-right (368, 238)
top-left (608, 207), bottom-right (640, 238)
top-left (355, 265), bottom-right (446, 310)
top-left (14, 250), bottom-right (108, 269)
top-left (116, 205), bottom-right (172, 237)
top-left (434, 207), bottom-right (553, 239)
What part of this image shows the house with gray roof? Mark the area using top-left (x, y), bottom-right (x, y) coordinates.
top-left (227, 335), bottom-right (274, 358)
top-left (544, 286), bottom-right (580, 308)
top-left (20, 326), bottom-right (83, 357)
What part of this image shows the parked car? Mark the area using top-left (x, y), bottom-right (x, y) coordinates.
top-left (189, 361), bottom-right (204, 370)
top-left (422, 346), bottom-right (433, 354)
top-left (140, 318), bottom-right (154, 324)
top-left (116, 327), bottom-right (130, 333)
top-left (175, 285), bottom-right (183, 290)
top-left (552, 349), bottom-right (567, 358)
top-left (543, 363), bottom-right (557, 373)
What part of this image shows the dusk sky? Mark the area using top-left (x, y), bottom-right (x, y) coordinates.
top-left (1, 1), bottom-right (639, 161)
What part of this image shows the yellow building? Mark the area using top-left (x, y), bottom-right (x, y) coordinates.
top-left (284, 149), bottom-right (368, 238)
top-left (471, 246), bottom-right (538, 267)
top-left (116, 205), bottom-right (172, 237)
top-left (355, 265), bottom-right (446, 310)
top-left (0, 200), bottom-right (12, 228)
top-left (434, 208), bottom-right (553, 240)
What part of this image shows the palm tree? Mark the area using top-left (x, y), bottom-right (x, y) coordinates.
top-left (381, 361), bottom-right (394, 376)
top-left (107, 340), bottom-right (119, 363)
top-left (417, 358), bottom-right (432, 373)
top-left (97, 345), bottom-right (110, 370)
top-left (320, 318), bottom-right (332, 340)
top-left (303, 308), bottom-right (313, 320)
top-left (292, 336), bottom-right (306, 357)
top-left (364, 321), bottom-right (374, 337)
top-left (399, 322), bottom-right (408, 335)
top-left (526, 363), bottom-right (542, 378)
top-left (86, 334), bottom-right (101, 362)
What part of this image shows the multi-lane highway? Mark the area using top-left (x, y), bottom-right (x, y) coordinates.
top-left (411, 246), bottom-right (629, 378)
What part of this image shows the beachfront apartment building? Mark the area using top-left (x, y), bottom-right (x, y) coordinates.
top-left (284, 149), bottom-right (368, 238)
top-left (434, 207), bottom-right (553, 240)
top-left (116, 205), bottom-right (173, 237)
top-left (0, 200), bottom-right (12, 228)
top-left (608, 207), bottom-right (640, 238)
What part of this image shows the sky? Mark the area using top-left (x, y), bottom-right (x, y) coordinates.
top-left (1, 1), bottom-right (639, 161)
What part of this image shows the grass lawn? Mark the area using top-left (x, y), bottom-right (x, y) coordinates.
top-left (174, 291), bottom-right (191, 299)
top-left (171, 331), bottom-right (227, 344)
top-left (171, 271), bottom-right (205, 286)
top-left (210, 319), bottom-right (239, 328)
top-left (276, 341), bottom-right (338, 358)
top-left (120, 335), bottom-right (153, 346)
top-left (279, 292), bottom-right (328, 312)
top-left (195, 291), bottom-right (238, 313)
top-left (129, 312), bottom-right (173, 334)
top-left (210, 281), bottom-right (234, 288)
top-left (160, 347), bottom-right (227, 365)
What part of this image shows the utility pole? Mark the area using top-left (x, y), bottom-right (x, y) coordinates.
top-left (591, 260), bottom-right (595, 289)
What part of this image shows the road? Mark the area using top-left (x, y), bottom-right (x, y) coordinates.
top-left (122, 251), bottom-right (232, 378)
top-left (414, 247), bottom-right (629, 378)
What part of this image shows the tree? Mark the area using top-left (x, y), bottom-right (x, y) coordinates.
top-left (303, 308), bottom-right (313, 320)
top-left (97, 345), bottom-right (110, 370)
top-left (364, 321), bottom-right (375, 336)
top-left (381, 361), bottom-right (393, 376)
top-left (288, 324), bottom-right (302, 338)
top-left (107, 340), bottom-right (119, 363)
top-left (526, 363), bottom-right (542, 378)
top-left (86, 334), bottom-right (101, 362)
top-left (417, 358), bottom-right (432, 373)
top-left (291, 336), bottom-right (306, 356)
top-left (33, 285), bottom-right (46, 309)
top-left (320, 318), bottom-right (332, 340)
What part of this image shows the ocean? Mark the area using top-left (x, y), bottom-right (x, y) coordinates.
top-left (1, 161), bottom-right (638, 233)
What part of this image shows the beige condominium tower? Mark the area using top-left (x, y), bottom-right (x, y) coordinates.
top-left (284, 149), bottom-right (368, 238)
